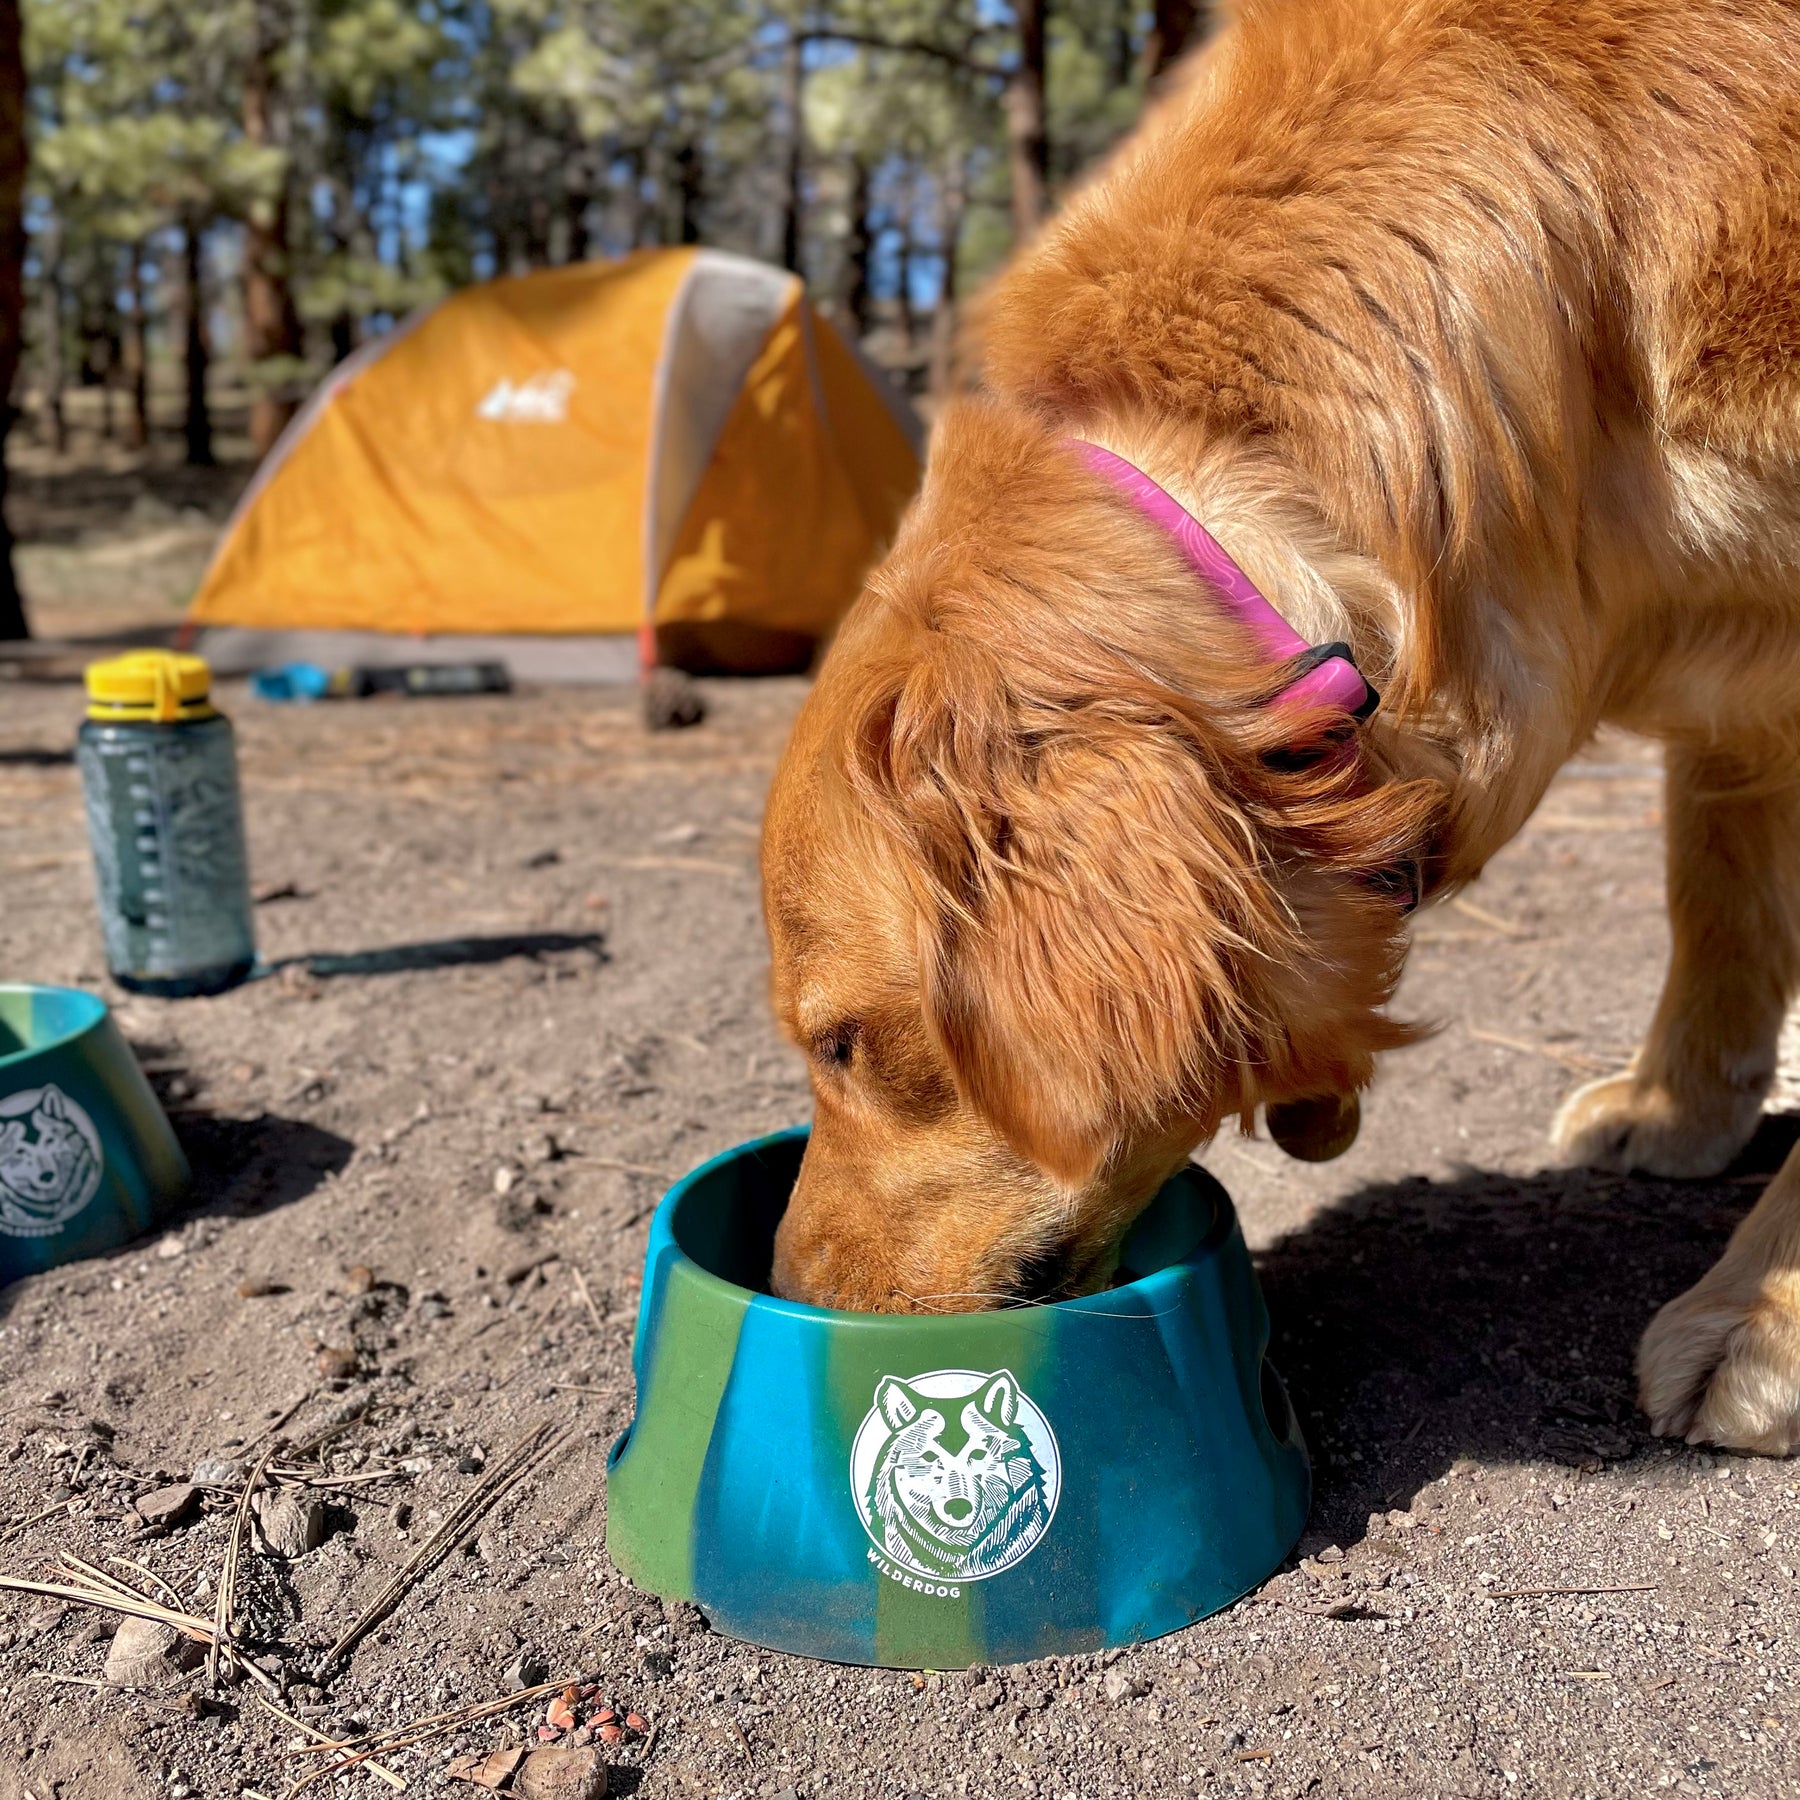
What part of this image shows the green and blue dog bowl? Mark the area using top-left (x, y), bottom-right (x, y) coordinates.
top-left (0, 984), bottom-right (188, 1284)
top-left (606, 1127), bottom-right (1309, 1668)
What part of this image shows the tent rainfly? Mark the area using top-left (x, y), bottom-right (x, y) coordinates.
top-left (184, 248), bottom-right (924, 681)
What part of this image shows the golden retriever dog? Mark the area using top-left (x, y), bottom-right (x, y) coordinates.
top-left (762, 0), bottom-right (1800, 1456)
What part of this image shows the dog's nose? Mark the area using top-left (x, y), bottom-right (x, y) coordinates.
top-left (941, 1496), bottom-right (973, 1523)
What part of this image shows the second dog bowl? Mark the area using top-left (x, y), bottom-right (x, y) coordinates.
top-left (605, 1127), bottom-right (1308, 1668)
top-left (0, 984), bottom-right (188, 1284)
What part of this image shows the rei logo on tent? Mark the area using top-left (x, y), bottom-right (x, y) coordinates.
top-left (475, 370), bottom-right (576, 424)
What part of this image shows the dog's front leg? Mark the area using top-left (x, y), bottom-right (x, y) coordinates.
top-left (1639, 1145), bottom-right (1800, 1453)
top-left (1553, 742), bottom-right (1800, 1178)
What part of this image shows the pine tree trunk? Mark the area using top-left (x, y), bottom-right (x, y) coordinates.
top-left (40, 243), bottom-right (64, 455)
top-left (0, 0), bottom-right (26, 641)
top-left (1005, 0), bottom-right (1050, 243)
top-left (125, 241), bottom-right (149, 450)
top-left (928, 153), bottom-right (969, 400)
top-left (779, 32), bottom-right (805, 274)
top-left (844, 156), bottom-right (873, 339)
top-left (1136, 0), bottom-right (1205, 85)
top-left (182, 214), bottom-right (214, 470)
top-left (674, 139), bottom-right (703, 246)
top-left (243, 4), bottom-right (302, 458)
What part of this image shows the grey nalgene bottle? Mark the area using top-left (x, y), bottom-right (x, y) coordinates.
top-left (76, 651), bottom-right (256, 997)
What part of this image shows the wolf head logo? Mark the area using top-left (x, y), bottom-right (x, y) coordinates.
top-left (0, 1084), bottom-right (104, 1237)
top-left (854, 1368), bottom-right (1057, 1583)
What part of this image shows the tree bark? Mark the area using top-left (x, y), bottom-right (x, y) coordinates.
top-left (243, 0), bottom-right (303, 458)
top-left (1136, 0), bottom-right (1206, 85)
top-left (896, 167), bottom-right (918, 350)
top-left (182, 214), bottom-right (214, 469)
top-left (39, 230), bottom-right (64, 455)
top-left (779, 31), bottom-right (805, 273)
top-left (927, 151), bottom-right (970, 399)
top-left (0, 0), bottom-right (26, 640)
top-left (1004, 0), bottom-right (1049, 243)
top-left (124, 241), bottom-right (149, 450)
top-left (673, 139), bottom-right (703, 246)
top-left (843, 155), bottom-right (873, 338)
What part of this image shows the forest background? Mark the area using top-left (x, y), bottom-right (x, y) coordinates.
top-left (0, 0), bottom-right (1214, 640)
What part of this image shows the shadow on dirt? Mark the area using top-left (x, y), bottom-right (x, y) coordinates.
top-left (1255, 1126), bottom-right (1789, 1544)
top-left (274, 931), bottom-right (609, 979)
top-left (0, 746), bottom-right (74, 765)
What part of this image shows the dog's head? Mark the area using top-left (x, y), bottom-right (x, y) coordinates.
top-left (764, 398), bottom-right (1441, 1312)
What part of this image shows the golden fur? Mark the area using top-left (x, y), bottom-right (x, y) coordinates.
top-left (762, 0), bottom-right (1800, 1453)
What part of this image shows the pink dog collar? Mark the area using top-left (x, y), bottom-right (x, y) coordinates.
top-left (1071, 441), bottom-right (1378, 722)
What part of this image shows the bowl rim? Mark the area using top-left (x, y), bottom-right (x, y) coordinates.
top-left (0, 983), bottom-right (109, 1074)
top-left (648, 1124), bottom-right (1235, 1332)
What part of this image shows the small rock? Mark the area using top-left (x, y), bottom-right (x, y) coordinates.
top-left (237, 1276), bottom-right (283, 1298)
top-left (623, 1711), bottom-right (646, 1732)
top-left (494, 1167), bottom-right (517, 1197)
top-left (506, 1650), bottom-right (549, 1692)
top-left (1315, 1543), bottom-right (1346, 1563)
top-left (642, 665), bottom-right (706, 731)
top-left (155, 1234), bottom-right (186, 1260)
top-left (970, 1680), bottom-right (1004, 1712)
top-left (1102, 1668), bottom-right (1148, 1704)
top-left (133, 1483), bottom-right (200, 1530)
top-left (25, 1604), bottom-right (65, 1638)
top-left (105, 1615), bottom-right (205, 1685)
top-left (663, 1599), bottom-right (708, 1638)
top-left (458, 1452), bottom-right (486, 1475)
top-left (448, 1745), bottom-right (526, 1789)
top-left (343, 1264), bottom-right (376, 1296)
top-left (518, 1744), bottom-right (608, 1799)
top-left (192, 1456), bottom-right (245, 1489)
top-left (596, 1722), bottom-right (624, 1744)
top-left (252, 1489), bottom-right (326, 1558)
top-left (315, 1346), bottom-right (359, 1381)
top-left (641, 1648), bottom-right (674, 1681)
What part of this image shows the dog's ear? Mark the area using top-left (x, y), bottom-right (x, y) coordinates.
top-left (975, 1371), bottom-right (1020, 1428)
top-left (877, 1376), bottom-right (920, 1432)
top-left (844, 632), bottom-right (1436, 1187)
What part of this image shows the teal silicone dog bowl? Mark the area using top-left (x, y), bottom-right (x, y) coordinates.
top-left (605, 1128), bottom-right (1309, 1668)
top-left (0, 984), bottom-right (188, 1284)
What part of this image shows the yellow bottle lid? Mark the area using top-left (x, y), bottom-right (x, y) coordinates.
top-left (84, 650), bottom-right (218, 723)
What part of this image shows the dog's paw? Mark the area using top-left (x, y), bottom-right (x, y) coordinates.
top-left (1638, 1270), bottom-right (1800, 1454)
top-left (1550, 1073), bottom-right (1756, 1179)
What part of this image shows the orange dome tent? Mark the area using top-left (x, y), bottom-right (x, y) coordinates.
top-left (183, 248), bottom-right (923, 680)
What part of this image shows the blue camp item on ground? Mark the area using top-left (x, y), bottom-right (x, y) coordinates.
top-left (0, 985), bottom-right (188, 1284)
top-left (606, 1127), bottom-right (1310, 1669)
top-left (250, 662), bottom-right (334, 703)
top-left (77, 652), bottom-right (256, 998)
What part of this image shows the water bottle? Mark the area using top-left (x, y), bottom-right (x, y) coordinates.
top-left (76, 651), bottom-right (256, 997)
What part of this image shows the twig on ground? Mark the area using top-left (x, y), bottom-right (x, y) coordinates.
top-left (549, 1383), bottom-right (628, 1397)
top-left (570, 1266), bottom-right (605, 1335)
top-left (28, 1671), bottom-right (129, 1690)
top-left (241, 1391), bottom-right (316, 1456)
top-left (1450, 895), bottom-right (1530, 937)
top-left (105, 1555), bottom-right (184, 1610)
top-left (322, 1422), bottom-right (565, 1671)
top-left (1467, 1026), bottom-right (1614, 1077)
top-left (0, 1566), bottom-right (279, 1696)
top-left (589, 1155), bottom-right (673, 1181)
top-left (254, 1694), bottom-right (406, 1792)
top-left (213, 1445), bottom-right (279, 1687)
top-left (0, 1496), bottom-right (77, 1548)
top-left (281, 1676), bottom-right (580, 1797)
top-left (1486, 1582), bottom-right (1658, 1599)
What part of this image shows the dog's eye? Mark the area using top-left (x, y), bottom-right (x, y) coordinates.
top-left (813, 1023), bottom-right (859, 1070)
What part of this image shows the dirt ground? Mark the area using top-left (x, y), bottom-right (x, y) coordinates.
top-left (1, 450), bottom-right (1797, 1799)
